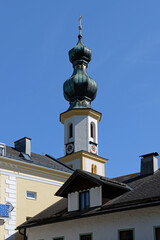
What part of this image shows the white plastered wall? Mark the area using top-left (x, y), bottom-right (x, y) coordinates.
top-left (5, 175), bottom-right (17, 239)
top-left (68, 186), bottom-right (102, 212)
top-left (153, 156), bottom-right (158, 172)
top-left (90, 186), bottom-right (102, 208)
top-left (25, 138), bottom-right (31, 156)
top-left (66, 158), bottom-right (81, 170)
top-left (84, 157), bottom-right (103, 175)
top-left (68, 192), bottom-right (79, 212)
top-left (27, 205), bottom-right (160, 240)
top-left (64, 115), bottom-right (98, 154)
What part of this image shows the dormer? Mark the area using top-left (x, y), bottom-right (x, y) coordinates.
top-left (0, 143), bottom-right (6, 157)
top-left (55, 169), bottom-right (131, 212)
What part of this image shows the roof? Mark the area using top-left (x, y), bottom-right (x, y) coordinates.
top-left (139, 152), bottom-right (159, 158)
top-left (17, 168), bottom-right (160, 229)
top-left (3, 146), bottom-right (73, 174)
top-left (55, 169), bottom-right (131, 197)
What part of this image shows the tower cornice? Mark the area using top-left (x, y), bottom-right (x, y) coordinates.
top-left (58, 150), bottom-right (108, 164)
top-left (60, 108), bottom-right (102, 124)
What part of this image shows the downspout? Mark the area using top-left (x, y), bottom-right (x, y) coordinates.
top-left (19, 228), bottom-right (27, 240)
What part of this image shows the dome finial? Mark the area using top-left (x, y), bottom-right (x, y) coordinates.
top-left (63, 20), bottom-right (97, 110)
top-left (78, 16), bottom-right (82, 39)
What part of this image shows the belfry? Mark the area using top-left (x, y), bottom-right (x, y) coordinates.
top-left (58, 17), bottom-right (108, 176)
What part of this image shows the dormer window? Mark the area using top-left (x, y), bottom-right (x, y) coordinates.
top-left (79, 190), bottom-right (89, 211)
top-left (0, 148), bottom-right (3, 156)
top-left (0, 143), bottom-right (6, 157)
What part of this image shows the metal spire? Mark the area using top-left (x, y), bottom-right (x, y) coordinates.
top-left (78, 16), bottom-right (82, 39)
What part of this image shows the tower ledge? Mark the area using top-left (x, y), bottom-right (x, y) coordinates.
top-left (58, 150), bottom-right (108, 177)
top-left (60, 108), bottom-right (102, 124)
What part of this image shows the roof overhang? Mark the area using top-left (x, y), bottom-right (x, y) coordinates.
top-left (55, 169), bottom-right (131, 198)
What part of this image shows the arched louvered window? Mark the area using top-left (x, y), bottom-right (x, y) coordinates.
top-left (91, 164), bottom-right (97, 174)
top-left (91, 164), bottom-right (94, 173)
top-left (90, 122), bottom-right (95, 138)
top-left (94, 165), bottom-right (97, 174)
top-left (69, 123), bottom-right (73, 138)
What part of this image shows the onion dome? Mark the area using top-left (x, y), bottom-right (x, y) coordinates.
top-left (63, 23), bottom-right (97, 110)
top-left (69, 36), bottom-right (91, 67)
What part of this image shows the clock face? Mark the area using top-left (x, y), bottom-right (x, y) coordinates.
top-left (66, 143), bottom-right (74, 155)
top-left (90, 144), bottom-right (97, 154)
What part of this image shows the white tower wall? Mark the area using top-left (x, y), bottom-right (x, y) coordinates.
top-left (64, 114), bottom-right (98, 155)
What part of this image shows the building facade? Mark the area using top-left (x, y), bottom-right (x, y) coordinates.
top-left (17, 154), bottom-right (160, 240)
top-left (17, 23), bottom-right (160, 240)
top-left (19, 206), bottom-right (160, 240)
top-left (1, 19), bottom-right (110, 240)
top-left (0, 137), bottom-right (73, 240)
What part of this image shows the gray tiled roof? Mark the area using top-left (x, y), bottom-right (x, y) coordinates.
top-left (17, 169), bottom-right (160, 229)
top-left (107, 170), bottom-right (160, 207)
top-left (5, 146), bottom-right (73, 174)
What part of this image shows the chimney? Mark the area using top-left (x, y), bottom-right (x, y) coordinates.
top-left (14, 137), bottom-right (31, 156)
top-left (140, 152), bottom-right (159, 176)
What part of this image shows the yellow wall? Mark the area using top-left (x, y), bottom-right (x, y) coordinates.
top-left (16, 177), bottom-right (61, 227)
top-left (0, 160), bottom-right (70, 240)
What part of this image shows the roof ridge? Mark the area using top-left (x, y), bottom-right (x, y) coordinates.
top-left (112, 171), bottom-right (139, 180)
top-left (45, 154), bottom-right (74, 171)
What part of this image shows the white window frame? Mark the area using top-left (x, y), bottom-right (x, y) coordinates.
top-left (26, 191), bottom-right (37, 200)
top-left (0, 143), bottom-right (6, 157)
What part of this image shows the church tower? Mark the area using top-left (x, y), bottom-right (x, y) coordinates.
top-left (58, 18), bottom-right (108, 176)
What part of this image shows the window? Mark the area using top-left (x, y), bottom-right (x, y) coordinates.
top-left (0, 147), bottom-right (3, 156)
top-left (90, 122), bottom-right (95, 138)
top-left (91, 123), bottom-right (94, 138)
top-left (0, 143), bottom-right (6, 156)
top-left (26, 191), bottom-right (36, 200)
top-left (80, 233), bottom-right (92, 240)
top-left (79, 191), bottom-right (89, 211)
top-left (69, 123), bottom-right (73, 138)
top-left (91, 164), bottom-right (97, 174)
top-left (119, 229), bottom-right (134, 240)
top-left (53, 238), bottom-right (64, 240)
top-left (154, 226), bottom-right (160, 240)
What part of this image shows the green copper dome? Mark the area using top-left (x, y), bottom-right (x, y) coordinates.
top-left (63, 35), bottom-right (97, 110)
top-left (69, 37), bottom-right (91, 67)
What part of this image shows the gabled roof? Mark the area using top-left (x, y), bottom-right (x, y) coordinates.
top-left (3, 146), bottom-right (73, 174)
top-left (55, 169), bottom-right (131, 198)
top-left (17, 169), bottom-right (160, 230)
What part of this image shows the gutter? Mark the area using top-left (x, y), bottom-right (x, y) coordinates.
top-left (0, 155), bottom-right (71, 178)
top-left (19, 228), bottom-right (27, 240)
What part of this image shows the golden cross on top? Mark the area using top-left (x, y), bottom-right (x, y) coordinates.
top-left (78, 16), bottom-right (82, 35)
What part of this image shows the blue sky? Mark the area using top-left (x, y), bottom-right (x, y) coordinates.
top-left (0, 1), bottom-right (160, 178)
